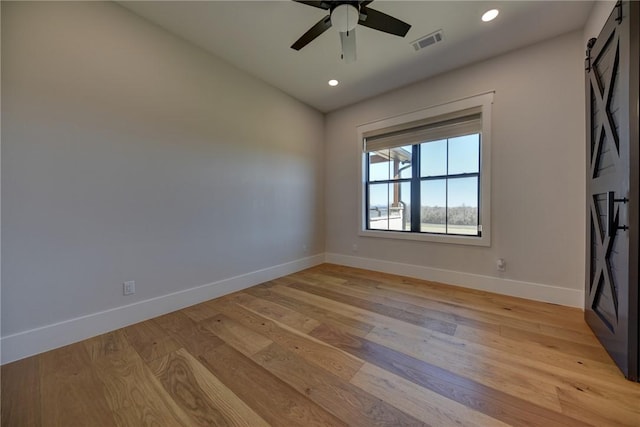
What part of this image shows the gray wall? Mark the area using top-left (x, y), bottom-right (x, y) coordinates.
top-left (325, 30), bottom-right (585, 293)
top-left (1, 1), bottom-right (602, 350)
top-left (1, 1), bottom-right (324, 337)
top-left (584, 1), bottom-right (616, 44)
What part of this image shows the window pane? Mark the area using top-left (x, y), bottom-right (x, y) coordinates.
top-left (447, 177), bottom-right (478, 235)
top-left (368, 150), bottom-right (390, 181)
top-left (368, 183), bottom-right (389, 230)
top-left (390, 145), bottom-right (413, 179)
top-left (389, 181), bottom-right (411, 231)
top-left (420, 140), bottom-right (447, 177)
top-left (448, 134), bottom-right (479, 175)
top-left (420, 179), bottom-right (446, 234)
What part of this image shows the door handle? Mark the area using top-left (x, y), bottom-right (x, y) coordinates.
top-left (607, 191), bottom-right (629, 237)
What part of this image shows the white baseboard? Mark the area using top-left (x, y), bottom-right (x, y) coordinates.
top-left (2, 252), bottom-right (584, 364)
top-left (324, 253), bottom-right (584, 309)
top-left (1, 254), bottom-right (324, 365)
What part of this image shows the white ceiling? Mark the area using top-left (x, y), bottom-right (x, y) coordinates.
top-left (120, 1), bottom-right (594, 112)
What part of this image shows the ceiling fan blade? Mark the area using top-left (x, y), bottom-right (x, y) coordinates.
top-left (359, 7), bottom-right (411, 37)
top-left (293, 1), bottom-right (330, 10)
top-left (339, 30), bottom-right (357, 63)
top-left (291, 15), bottom-right (332, 50)
top-left (360, 1), bottom-right (374, 7)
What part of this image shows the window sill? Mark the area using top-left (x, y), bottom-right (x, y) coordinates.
top-left (358, 229), bottom-right (490, 247)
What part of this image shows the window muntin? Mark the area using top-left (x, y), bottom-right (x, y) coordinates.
top-left (367, 146), bottom-right (413, 232)
top-left (358, 92), bottom-right (493, 246)
top-left (366, 132), bottom-right (481, 237)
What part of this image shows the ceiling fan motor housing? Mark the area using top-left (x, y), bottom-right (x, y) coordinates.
top-left (290, 0), bottom-right (411, 54)
top-left (331, 4), bottom-right (359, 32)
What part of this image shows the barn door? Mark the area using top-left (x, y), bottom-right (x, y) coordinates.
top-left (585, 0), bottom-right (639, 381)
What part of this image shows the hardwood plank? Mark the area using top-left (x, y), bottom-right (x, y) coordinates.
top-left (40, 341), bottom-right (117, 427)
top-left (297, 270), bottom-right (349, 286)
top-left (366, 325), bottom-right (563, 411)
top-left (231, 292), bottom-right (321, 333)
top-left (498, 324), bottom-right (613, 364)
top-left (84, 330), bottom-right (192, 426)
top-left (150, 348), bottom-right (270, 427)
top-left (315, 265), bottom-right (588, 323)
top-left (556, 386), bottom-right (640, 427)
top-left (181, 301), bottom-right (220, 322)
top-left (416, 323), bottom-right (640, 410)
top-left (535, 323), bottom-right (604, 347)
top-left (123, 318), bottom-right (181, 363)
top-left (289, 281), bottom-right (458, 335)
top-left (321, 266), bottom-right (587, 331)
top-left (246, 283), bottom-right (375, 336)
top-left (3, 263), bottom-right (638, 426)
top-left (453, 324), bottom-right (625, 379)
top-left (153, 310), bottom-right (226, 357)
top-left (311, 270), bottom-right (600, 347)
top-left (208, 301), bottom-right (364, 381)
top-left (306, 273), bottom-right (500, 332)
top-left (252, 342), bottom-right (427, 426)
top-left (85, 328), bottom-right (132, 362)
top-left (202, 313), bottom-right (273, 356)
top-left (351, 363), bottom-right (511, 427)
top-left (198, 343), bottom-right (348, 427)
top-left (1, 356), bottom-right (41, 427)
top-left (270, 283), bottom-right (444, 341)
top-left (309, 323), bottom-right (589, 427)
top-left (365, 325), bottom-right (433, 359)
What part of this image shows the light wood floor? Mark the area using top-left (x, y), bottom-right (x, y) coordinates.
top-left (2, 264), bottom-right (640, 426)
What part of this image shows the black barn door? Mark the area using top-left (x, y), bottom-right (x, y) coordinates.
top-left (585, 0), bottom-right (639, 381)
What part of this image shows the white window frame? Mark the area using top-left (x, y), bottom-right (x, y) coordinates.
top-left (357, 92), bottom-right (493, 246)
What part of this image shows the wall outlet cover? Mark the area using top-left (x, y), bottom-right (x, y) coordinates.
top-left (123, 281), bottom-right (136, 295)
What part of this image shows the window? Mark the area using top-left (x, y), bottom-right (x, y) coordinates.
top-left (358, 93), bottom-right (493, 246)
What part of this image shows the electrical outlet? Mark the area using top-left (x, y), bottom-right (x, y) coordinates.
top-left (352, 243), bottom-right (358, 252)
top-left (123, 281), bottom-right (135, 295)
top-left (496, 258), bottom-right (506, 272)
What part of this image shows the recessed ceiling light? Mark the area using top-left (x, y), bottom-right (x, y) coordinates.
top-left (482, 9), bottom-right (499, 22)
top-left (328, 79), bottom-right (339, 87)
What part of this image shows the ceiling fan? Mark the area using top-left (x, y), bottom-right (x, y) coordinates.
top-left (291, 1), bottom-right (411, 63)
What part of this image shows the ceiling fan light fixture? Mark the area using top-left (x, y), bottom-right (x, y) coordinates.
top-left (328, 79), bottom-right (339, 86)
top-left (481, 9), bottom-right (499, 22)
top-left (331, 4), bottom-right (359, 32)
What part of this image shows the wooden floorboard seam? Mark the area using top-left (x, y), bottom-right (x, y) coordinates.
top-left (3, 263), bottom-right (639, 427)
